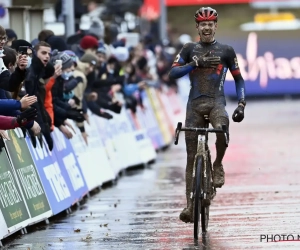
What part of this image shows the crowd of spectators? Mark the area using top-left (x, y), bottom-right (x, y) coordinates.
top-left (0, 5), bottom-right (178, 150)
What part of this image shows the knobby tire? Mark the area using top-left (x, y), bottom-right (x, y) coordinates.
top-left (193, 155), bottom-right (203, 239)
top-left (201, 151), bottom-right (211, 233)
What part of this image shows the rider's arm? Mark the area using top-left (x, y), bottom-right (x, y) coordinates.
top-left (226, 46), bottom-right (245, 102)
top-left (168, 43), bottom-right (196, 79)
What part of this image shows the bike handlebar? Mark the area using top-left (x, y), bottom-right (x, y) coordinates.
top-left (174, 122), bottom-right (228, 145)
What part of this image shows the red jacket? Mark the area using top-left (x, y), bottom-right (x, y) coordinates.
top-left (0, 115), bottom-right (20, 130)
top-left (44, 77), bottom-right (56, 131)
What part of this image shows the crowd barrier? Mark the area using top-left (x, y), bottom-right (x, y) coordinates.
top-left (0, 86), bottom-right (185, 243)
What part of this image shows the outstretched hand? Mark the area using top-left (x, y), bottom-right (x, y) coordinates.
top-left (20, 94), bottom-right (37, 109)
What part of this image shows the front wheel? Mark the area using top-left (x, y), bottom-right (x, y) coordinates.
top-left (201, 205), bottom-right (209, 233)
top-left (193, 155), bottom-right (203, 239)
top-left (201, 152), bottom-right (212, 233)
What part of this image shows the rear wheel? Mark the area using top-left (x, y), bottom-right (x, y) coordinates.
top-left (193, 155), bottom-right (203, 239)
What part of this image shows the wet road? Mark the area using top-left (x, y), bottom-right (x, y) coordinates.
top-left (5, 99), bottom-right (300, 250)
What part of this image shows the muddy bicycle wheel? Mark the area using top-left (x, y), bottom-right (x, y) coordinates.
top-left (193, 155), bottom-right (203, 239)
top-left (201, 153), bottom-right (212, 233)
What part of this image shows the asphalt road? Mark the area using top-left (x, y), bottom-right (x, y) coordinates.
top-left (4, 99), bottom-right (300, 250)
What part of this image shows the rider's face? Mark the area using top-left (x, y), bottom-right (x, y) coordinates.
top-left (196, 21), bottom-right (217, 43)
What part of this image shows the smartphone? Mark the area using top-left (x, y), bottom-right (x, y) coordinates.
top-left (18, 46), bottom-right (28, 55)
top-left (55, 60), bottom-right (62, 65)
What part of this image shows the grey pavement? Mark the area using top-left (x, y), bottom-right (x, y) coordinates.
top-left (4, 99), bottom-right (300, 250)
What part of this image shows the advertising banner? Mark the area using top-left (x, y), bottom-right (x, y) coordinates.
top-left (51, 128), bottom-right (89, 204)
top-left (105, 110), bottom-right (131, 171)
top-left (132, 129), bottom-right (157, 163)
top-left (82, 114), bottom-right (116, 185)
top-left (223, 32), bottom-right (300, 96)
top-left (166, 0), bottom-right (252, 6)
top-left (163, 86), bottom-right (185, 126)
top-left (127, 109), bottom-right (141, 130)
top-left (113, 107), bottom-right (144, 166)
top-left (155, 90), bottom-right (176, 137)
top-left (139, 90), bottom-right (165, 149)
top-left (135, 106), bottom-right (157, 149)
top-left (0, 210), bottom-right (8, 239)
top-left (0, 147), bottom-right (30, 235)
top-left (119, 106), bottom-right (157, 164)
top-left (68, 120), bottom-right (102, 191)
top-left (25, 134), bottom-right (76, 215)
top-left (93, 113), bottom-right (124, 176)
top-left (146, 87), bottom-right (173, 146)
top-left (5, 129), bottom-right (52, 223)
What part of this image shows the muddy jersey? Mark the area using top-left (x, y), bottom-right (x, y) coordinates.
top-left (170, 40), bottom-right (245, 102)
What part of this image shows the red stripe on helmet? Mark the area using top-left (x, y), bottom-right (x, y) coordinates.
top-left (196, 15), bottom-right (217, 22)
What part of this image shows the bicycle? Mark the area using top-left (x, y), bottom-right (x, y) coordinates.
top-left (174, 115), bottom-right (229, 239)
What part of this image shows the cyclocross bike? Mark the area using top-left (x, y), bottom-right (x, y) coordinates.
top-left (174, 115), bottom-right (229, 239)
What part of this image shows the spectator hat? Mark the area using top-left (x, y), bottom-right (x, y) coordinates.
top-left (51, 50), bottom-right (74, 70)
top-left (80, 35), bottom-right (99, 50)
top-left (64, 50), bottom-right (78, 66)
top-left (80, 52), bottom-right (98, 66)
top-left (111, 46), bottom-right (129, 62)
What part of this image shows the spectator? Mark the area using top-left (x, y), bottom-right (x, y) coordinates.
top-left (10, 39), bottom-right (33, 58)
top-left (46, 35), bottom-right (69, 52)
top-left (24, 41), bottom-right (57, 150)
top-left (64, 49), bottom-right (97, 143)
top-left (0, 26), bottom-right (28, 94)
top-left (50, 50), bottom-right (85, 139)
top-left (96, 46), bottom-right (107, 69)
top-left (38, 29), bottom-right (55, 42)
top-left (37, 29), bottom-right (69, 51)
top-left (2, 46), bottom-right (18, 74)
top-left (72, 35), bottom-right (99, 58)
top-left (5, 29), bottom-right (17, 47)
top-left (79, 1), bottom-right (104, 39)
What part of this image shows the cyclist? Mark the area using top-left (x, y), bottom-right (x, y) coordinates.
top-left (169, 7), bottom-right (246, 223)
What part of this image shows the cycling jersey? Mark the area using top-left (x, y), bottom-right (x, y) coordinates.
top-left (169, 40), bottom-right (245, 102)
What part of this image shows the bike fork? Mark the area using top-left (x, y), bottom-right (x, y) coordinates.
top-left (191, 134), bottom-right (206, 200)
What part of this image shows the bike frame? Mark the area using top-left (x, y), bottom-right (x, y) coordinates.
top-left (174, 120), bottom-right (229, 237)
top-left (174, 120), bottom-right (229, 200)
top-left (192, 118), bottom-right (209, 201)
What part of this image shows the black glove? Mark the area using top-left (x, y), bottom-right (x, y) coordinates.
top-left (232, 105), bottom-right (245, 122)
top-left (30, 134), bottom-right (37, 148)
top-left (67, 109), bottom-right (85, 122)
top-left (75, 76), bottom-right (83, 83)
top-left (72, 95), bottom-right (81, 105)
top-left (44, 132), bottom-right (53, 151)
top-left (193, 51), bottom-right (220, 68)
top-left (108, 102), bottom-right (122, 114)
top-left (16, 107), bottom-right (37, 127)
top-left (100, 111), bottom-right (113, 120)
top-left (21, 127), bottom-right (27, 138)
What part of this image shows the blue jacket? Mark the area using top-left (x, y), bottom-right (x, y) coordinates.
top-left (0, 98), bottom-right (21, 116)
top-left (0, 90), bottom-right (34, 129)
